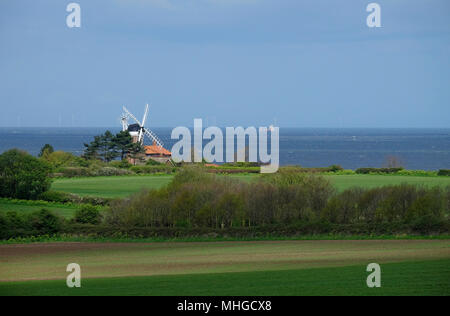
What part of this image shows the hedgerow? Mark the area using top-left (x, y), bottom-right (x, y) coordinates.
top-left (1, 167), bottom-right (449, 240)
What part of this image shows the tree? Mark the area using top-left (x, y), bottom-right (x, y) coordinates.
top-left (41, 151), bottom-right (86, 168)
top-left (83, 135), bottom-right (102, 160)
top-left (84, 130), bottom-right (137, 162)
top-left (0, 149), bottom-right (52, 199)
top-left (100, 131), bottom-right (119, 162)
top-left (38, 144), bottom-right (54, 158)
top-left (127, 142), bottom-right (145, 165)
top-left (74, 205), bottom-right (102, 224)
top-left (112, 131), bottom-right (136, 160)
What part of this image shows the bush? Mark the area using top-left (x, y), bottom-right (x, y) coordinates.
top-left (109, 160), bottom-right (132, 169)
top-left (29, 209), bottom-right (62, 234)
top-left (38, 190), bottom-right (72, 203)
top-left (41, 151), bottom-right (87, 168)
top-left (146, 159), bottom-right (162, 166)
top-left (0, 213), bottom-right (8, 239)
top-left (438, 169), bottom-right (450, 176)
top-left (397, 170), bottom-right (437, 177)
top-left (0, 149), bottom-right (52, 199)
top-left (328, 165), bottom-right (344, 172)
top-left (106, 167), bottom-right (335, 229)
top-left (222, 162), bottom-right (260, 168)
top-left (74, 205), bottom-right (102, 225)
top-left (130, 165), bottom-right (176, 175)
top-left (0, 209), bottom-right (63, 239)
top-left (55, 166), bottom-right (132, 177)
top-left (355, 167), bottom-right (404, 174)
top-left (92, 167), bottom-right (132, 176)
top-left (56, 167), bottom-right (91, 177)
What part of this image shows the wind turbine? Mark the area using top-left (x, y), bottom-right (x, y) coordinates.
top-left (121, 104), bottom-right (164, 148)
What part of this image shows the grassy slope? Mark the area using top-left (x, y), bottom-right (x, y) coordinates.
top-left (1, 259), bottom-right (448, 296)
top-left (51, 174), bottom-right (450, 198)
top-left (0, 201), bottom-right (79, 219)
top-left (51, 175), bottom-right (175, 198)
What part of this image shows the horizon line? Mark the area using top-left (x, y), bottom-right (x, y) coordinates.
top-left (0, 126), bottom-right (449, 130)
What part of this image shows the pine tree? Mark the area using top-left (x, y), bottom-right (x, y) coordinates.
top-left (83, 135), bottom-right (102, 160)
top-left (113, 131), bottom-right (136, 160)
top-left (83, 130), bottom-right (142, 162)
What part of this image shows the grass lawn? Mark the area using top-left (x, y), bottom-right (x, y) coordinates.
top-left (52, 175), bottom-right (175, 198)
top-left (51, 174), bottom-right (450, 198)
top-left (0, 240), bottom-right (448, 296)
top-left (51, 174), bottom-right (258, 198)
top-left (0, 201), bottom-right (80, 219)
top-left (327, 174), bottom-right (450, 191)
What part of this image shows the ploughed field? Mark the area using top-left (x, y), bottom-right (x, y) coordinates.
top-left (51, 174), bottom-right (450, 198)
top-left (0, 240), bottom-right (449, 295)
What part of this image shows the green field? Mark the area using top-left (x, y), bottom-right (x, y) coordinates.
top-left (51, 174), bottom-right (450, 198)
top-left (51, 174), bottom-right (256, 198)
top-left (3, 174), bottom-right (447, 220)
top-left (327, 174), bottom-right (450, 191)
top-left (0, 200), bottom-right (80, 219)
top-left (0, 240), bottom-right (448, 295)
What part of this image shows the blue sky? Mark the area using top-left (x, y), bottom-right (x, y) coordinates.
top-left (0, 0), bottom-right (449, 128)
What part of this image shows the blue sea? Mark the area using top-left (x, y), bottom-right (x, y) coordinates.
top-left (0, 127), bottom-right (449, 170)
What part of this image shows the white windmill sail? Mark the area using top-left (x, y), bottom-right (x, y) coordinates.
top-left (121, 104), bottom-right (164, 148)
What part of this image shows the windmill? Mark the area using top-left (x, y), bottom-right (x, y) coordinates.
top-left (120, 104), bottom-right (164, 148)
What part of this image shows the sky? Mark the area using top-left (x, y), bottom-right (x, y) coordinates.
top-left (0, 0), bottom-right (449, 128)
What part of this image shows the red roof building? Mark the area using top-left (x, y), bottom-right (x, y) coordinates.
top-left (144, 142), bottom-right (172, 157)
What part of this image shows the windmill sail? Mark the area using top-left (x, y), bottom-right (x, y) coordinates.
top-left (121, 104), bottom-right (164, 148)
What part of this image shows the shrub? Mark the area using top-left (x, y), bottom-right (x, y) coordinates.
top-left (92, 167), bottom-right (132, 176)
top-left (29, 209), bottom-right (62, 234)
top-left (321, 188), bottom-right (364, 224)
top-left (57, 167), bottom-right (92, 177)
top-left (397, 170), bottom-right (437, 177)
top-left (129, 165), bottom-right (176, 175)
top-left (0, 213), bottom-right (8, 239)
top-left (355, 167), bottom-right (404, 174)
top-left (328, 165), bottom-right (344, 172)
top-left (41, 151), bottom-right (87, 168)
top-left (55, 166), bottom-right (132, 177)
top-left (222, 162), bottom-right (260, 168)
top-left (410, 215), bottom-right (447, 234)
top-left (74, 205), bottom-right (102, 225)
top-left (38, 190), bottom-right (72, 203)
top-left (0, 149), bottom-right (52, 199)
top-left (438, 169), bottom-right (450, 176)
top-left (109, 160), bottom-right (132, 169)
top-left (106, 167), bottom-right (335, 229)
top-left (146, 159), bottom-right (162, 166)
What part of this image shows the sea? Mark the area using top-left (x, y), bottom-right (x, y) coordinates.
top-left (0, 127), bottom-right (449, 171)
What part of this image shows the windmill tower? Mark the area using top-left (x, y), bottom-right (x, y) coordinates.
top-left (120, 104), bottom-right (164, 148)
top-left (120, 104), bottom-right (172, 165)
